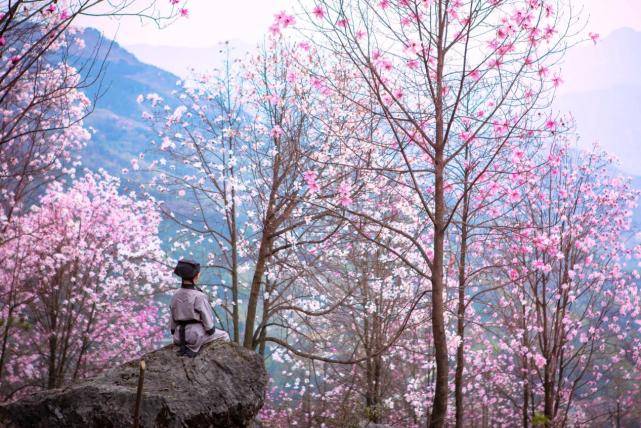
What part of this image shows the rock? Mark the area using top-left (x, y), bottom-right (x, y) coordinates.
top-left (358, 422), bottom-right (393, 428)
top-left (0, 341), bottom-right (267, 428)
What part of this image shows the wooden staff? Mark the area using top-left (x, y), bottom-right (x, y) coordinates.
top-left (133, 360), bottom-right (146, 428)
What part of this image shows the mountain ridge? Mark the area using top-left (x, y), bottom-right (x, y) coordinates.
top-left (72, 27), bottom-right (180, 175)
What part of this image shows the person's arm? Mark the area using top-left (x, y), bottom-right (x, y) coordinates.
top-left (195, 293), bottom-right (216, 335)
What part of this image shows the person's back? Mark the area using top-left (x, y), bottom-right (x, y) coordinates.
top-left (170, 259), bottom-right (229, 357)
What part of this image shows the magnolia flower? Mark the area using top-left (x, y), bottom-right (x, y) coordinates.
top-left (312, 5), bottom-right (325, 19)
top-left (338, 181), bottom-right (352, 206)
top-left (303, 170), bottom-right (320, 194)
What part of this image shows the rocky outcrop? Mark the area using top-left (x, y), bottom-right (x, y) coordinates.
top-left (0, 342), bottom-right (267, 428)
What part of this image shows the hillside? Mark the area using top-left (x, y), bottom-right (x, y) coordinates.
top-left (73, 27), bottom-right (180, 175)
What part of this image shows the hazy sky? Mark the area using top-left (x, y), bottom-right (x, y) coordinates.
top-left (80, 0), bottom-right (641, 48)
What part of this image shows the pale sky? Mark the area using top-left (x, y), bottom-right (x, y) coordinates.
top-left (79, 0), bottom-right (641, 49)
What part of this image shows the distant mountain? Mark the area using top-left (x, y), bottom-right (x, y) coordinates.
top-left (72, 28), bottom-right (180, 175)
top-left (125, 39), bottom-right (253, 78)
top-left (556, 27), bottom-right (641, 175)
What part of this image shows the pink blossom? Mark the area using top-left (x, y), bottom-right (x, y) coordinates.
top-left (459, 131), bottom-right (474, 143)
top-left (469, 69), bottom-right (481, 80)
top-left (269, 23), bottom-right (281, 36)
top-left (533, 353), bottom-right (547, 369)
top-left (303, 170), bottom-right (320, 194)
top-left (378, 58), bottom-right (393, 72)
top-left (488, 57), bottom-right (502, 69)
top-left (543, 25), bottom-right (556, 41)
top-left (493, 120), bottom-right (508, 136)
top-left (545, 118), bottom-right (557, 131)
top-left (275, 11), bottom-right (296, 27)
top-left (407, 59), bottom-right (419, 70)
top-left (508, 188), bottom-right (520, 203)
top-left (310, 76), bottom-right (324, 91)
top-left (338, 181), bottom-right (353, 206)
top-left (271, 125), bottom-right (284, 138)
top-left (286, 71), bottom-right (297, 83)
top-left (312, 5), bottom-right (325, 19)
top-left (538, 66), bottom-right (549, 78)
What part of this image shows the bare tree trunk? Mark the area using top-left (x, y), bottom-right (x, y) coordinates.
top-left (454, 202), bottom-right (468, 428)
top-left (430, 20), bottom-right (449, 420)
top-left (430, 153), bottom-right (448, 427)
top-left (430, 4), bottom-right (449, 424)
top-left (47, 332), bottom-right (57, 389)
top-left (230, 209), bottom-right (240, 344)
top-left (522, 373), bottom-right (530, 428)
top-left (243, 148), bottom-right (281, 350)
top-left (243, 233), bottom-right (271, 349)
top-left (258, 279), bottom-right (270, 356)
top-left (0, 260), bottom-right (21, 383)
top-left (522, 305), bottom-right (530, 428)
top-left (0, 307), bottom-right (14, 382)
top-left (72, 303), bottom-right (96, 382)
top-left (544, 371), bottom-right (554, 425)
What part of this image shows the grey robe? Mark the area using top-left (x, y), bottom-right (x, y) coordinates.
top-left (169, 286), bottom-right (229, 353)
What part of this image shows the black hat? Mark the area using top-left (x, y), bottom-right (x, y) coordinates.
top-left (173, 259), bottom-right (201, 280)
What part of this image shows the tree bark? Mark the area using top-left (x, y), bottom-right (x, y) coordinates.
top-left (0, 310), bottom-right (13, 383)
top-left (454, 202), bottom-right (468, 428)
top-left (230, 207), bottom-right (240, 344)
top-left (258, 279), bottom-right (270, 356)
top-left (243, 233), bottom-right (271, 349)
top-left (430, 11), bottom-right (449, 419)
top-left (430, 152), bottom-right (448, 427)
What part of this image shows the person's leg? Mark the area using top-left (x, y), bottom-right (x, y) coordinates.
top-left (212, 329), bottom-right (230, 341)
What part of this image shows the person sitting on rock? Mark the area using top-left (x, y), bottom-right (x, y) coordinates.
top-left (170, 259), bottom-right (229, 357)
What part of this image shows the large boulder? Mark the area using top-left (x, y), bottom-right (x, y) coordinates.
top-left (0, 341), bottom-right (267, 428)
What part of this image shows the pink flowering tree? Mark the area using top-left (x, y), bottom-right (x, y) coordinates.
top-left (258, 228), bottom-right (434, 426)
top-left (0, 171), bottom-right (170, 400)
top-left (0, 0), bottom-right (190, 237)
top-left (138, 35), bottom-right (348, 351)
top-left (476, 144), bottom-right (640, 425)
top-left (0, 33), bottom-right (91, 237)
top-left (289, 0), bottom-right (580, 424)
